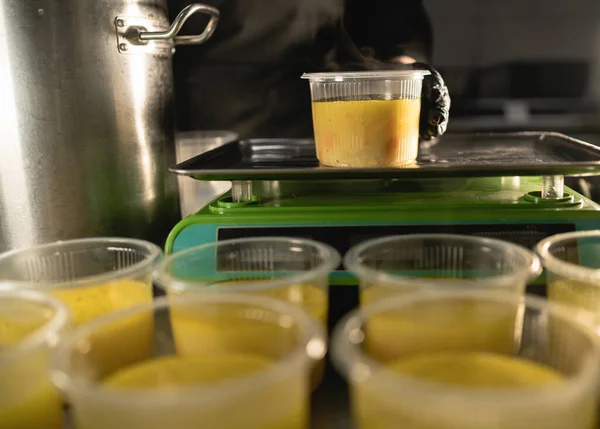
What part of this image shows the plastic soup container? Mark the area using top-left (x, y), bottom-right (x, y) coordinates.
top-left (536, 230), bottom-right (600, 328)
top-left (332, 291), bottom-right (600, 429)
top-left (52, 293), bottom-right (326, 429)
top-left (0, 238), bottom-right (162, 369)
top-left (345, 234), bottom-right (541, 307)
top-left (155, 237), bottom-right (340, 388)
top-left (302, 70), bottom-right (429, 167)
top-left (0, 237), bottom-right (161, 326)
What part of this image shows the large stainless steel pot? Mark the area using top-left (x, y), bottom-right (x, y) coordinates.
top-left (0, 1), bottom-right (219, 252)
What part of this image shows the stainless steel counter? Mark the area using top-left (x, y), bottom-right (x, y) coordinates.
top-left (175, 131), bottom-right (237, 217)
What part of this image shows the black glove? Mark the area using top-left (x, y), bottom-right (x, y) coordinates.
top-left (329, 26), bottom-right (451, 140)
top-left (412, 62), bottom-right (451, 140)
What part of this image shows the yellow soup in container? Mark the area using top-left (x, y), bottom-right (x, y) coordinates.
top-left (312, 97), bottom-right (421, 167)
top-left (0, 238), bottom-right (161, 365)
top-left (332, 291), bottom-right (600, 429)
top-left (536, 231), bottom-right (600, 332)
top-left (0, 291), bottom-right (69, 429)
top-left (302, 70), bottom-right (429, 167)
top-left (155, 237), bottom-right (340, 389)
top-left (52, 294), bottom-right (326, 429)
top-left (102, 354), bottom-right (306, 429)
top-left (354, 352), bottom-right (574, 429)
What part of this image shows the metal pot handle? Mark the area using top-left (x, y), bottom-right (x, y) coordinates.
top-left (138, 4), bottom-right (219, 46)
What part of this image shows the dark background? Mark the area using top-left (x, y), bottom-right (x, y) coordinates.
top-left (424, 0), bottom-right (600, 137)
top-left (425, 0), bottom-right (600, 200)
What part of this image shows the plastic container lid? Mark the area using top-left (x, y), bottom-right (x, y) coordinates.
top-left (301, 70), bottom-right (430, 82)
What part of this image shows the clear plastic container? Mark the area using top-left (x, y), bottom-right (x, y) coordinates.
top-left (0, 290), bottom-right (69, 429)
top-left (0, 237), bottom-right (162, 326)
top-left (155, 237), bottom-right (339, 388)
top-left (344, 234), bottom-right (542, 307)
top-left (0, 238), bottom-right (162, 372)
top-left (52, 293), bottom-right (326, 429)
top-left (536, 231), bottom-right (600, 327)
top-left (332, 290), bottom-right (600, 429)
top-left (302, 70), bottom-right (430, 167)
top-left (155, 237), bottom-right (341, 327)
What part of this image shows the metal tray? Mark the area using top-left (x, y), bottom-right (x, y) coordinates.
top-left (171, 132), bottom-right (600, 181)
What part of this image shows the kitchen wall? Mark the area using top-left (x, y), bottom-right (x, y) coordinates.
top-left (423, 0), bottom-right (600, 68)
top-left (423, 0), bottom-right (600, 131)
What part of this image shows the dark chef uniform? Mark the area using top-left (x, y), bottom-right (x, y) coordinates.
top-left (168, 0), bottom-right (434, 139)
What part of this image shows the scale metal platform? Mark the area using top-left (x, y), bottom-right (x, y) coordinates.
top-left (166, 132), bottom-right (600, 428)
top-left (168, 132), bottom-right (600, 262)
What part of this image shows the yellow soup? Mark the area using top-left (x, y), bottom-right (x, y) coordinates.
top-left (0, 316), bottom-right (63, 429)
top-left (0, 382), bottom-right (62, 429)
top-left (52, 280), bottom-right (155, 379)
top-left (178, 279), bottom-right (328, 326)
top-left (362, 296), bottom-right (519, 361)
top-left (390, 352), bottom-right (564, 386)
top-left (360, 279), bottom-right (524, 308)
top-left (354, 352), bottom-right (593, 429)
top-left (0, 319), bottom-right (43, 346)
top-left (72, 354), bottom-right (307, 429)
top-left (170, 281), bottom-right (327, 388)
top-left (547, 278), bottom-right (600, 325)
top-left (312, 97), bottom-right (421, 167)
top-left (50, 279), bottom-right (152, 325)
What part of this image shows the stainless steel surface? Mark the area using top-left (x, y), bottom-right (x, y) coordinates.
top-left (542, 175), bottom-right (565, 199)
top-left (0, 1), bottom-right (218, 252)
top-left (173, 132), bottom-right (600, 181)
top-left (231, 181), bottom-right (253, 203)
top-left (175, 131), bottom-right (235, 217)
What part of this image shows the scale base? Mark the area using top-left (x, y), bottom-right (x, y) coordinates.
top-left (167, 176), bottom-right (600, 260)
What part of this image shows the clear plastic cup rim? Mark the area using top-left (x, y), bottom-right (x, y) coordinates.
top-left (52, 292), bottom-right (327, 406)
top-left (0, 289), bottom-right (70, 365)
top-left (536, 230), bottom-right (600, 284)
top-left (154, 237), bottom-right (341, 293)
top-left (344, 234), bottom-right (542, 289)
top-left (331, 290), bottom-right (600, 404)
top-left (0, 237), bottom-right (163, 292)
top-left (301, 70), bottom-right (430, 82)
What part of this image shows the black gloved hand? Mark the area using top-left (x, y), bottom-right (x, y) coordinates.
top-left (412, 62), bottom-right (451, 140)
top-left (329, 26), bottom-right (451, 140)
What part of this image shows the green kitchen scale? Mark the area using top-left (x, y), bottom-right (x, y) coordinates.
top-left (166, 132), bottom-right (600, 295)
